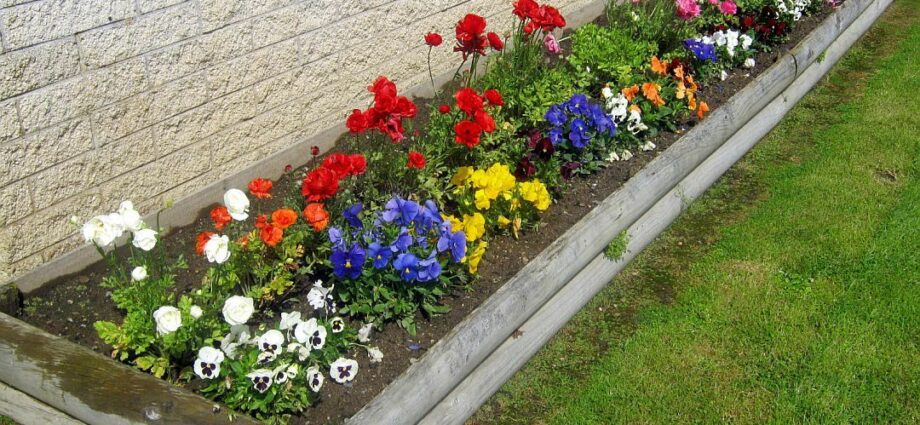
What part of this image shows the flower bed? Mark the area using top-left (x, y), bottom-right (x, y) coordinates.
top-left (1, 0), bottom-right (857, 423)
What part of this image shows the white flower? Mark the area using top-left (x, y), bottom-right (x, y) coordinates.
top-left (621, 150), bottom-right (634, 161)
top-left (222, 296), bottom-right (254, 326)
top-left (606, 93), bottom-right (628, 122)
top-left (132, 228), bottom-right (158, 251)
top-left (223, 189), bottom-right (250, 221)
top-left (203, 234), bottom-right (231, 264)
top-left (367, 347), bottom-right (384, 364)
top-left (131, 266), bottom-right (148, 281)
top-left (220, 324), bottom-right (255, 359)
top-left (720, 70), bottom-right (729, 81)
top-left (330, 317), bottom-right (345, 334)
top-left (329, 358), bottom-right (359, 384)
top-left (600, 86), bottom-right (613, 99)
top-left (306, 366), bottom-right (324, 392)
top-left (285, 364), bottom-right (299, 379)
top-left (258, 329), bottom-right (285, 353)
top-left (293, 318), bottom-right (327, 350)
top-left (118, 201), bottom-right (144, 232)
top-left (272, 364), bottom-right (290, 384)
top-left (627, 109), bottom-right (648, 134)
top-left (640, 141), bottom-right (657, 151)
top-left (286, 342), bottom-right (311, 361)
top-left (82, 214), bottom-right (125, 248)
top-left (712, 30), bottom-right (726, 47)
top-left (279, 311), bottom-right (301, 331)
top-left (357, 323), bottom-right (374, 343)
top-left (189, 305), bottom-right (202, 319)
top-left (630, 11), bottom-right (639, 21)
top-left (740, 34), bottom-right (753, 50)
top-left (725, 30), bottom-right (739, 57)
top-left (257, 350), bottom-right (277, 365)
top-left (152, 306), bottom-right (181, 335)
top-left (607, 151), bottom-right (621, 162)
top-left (246, 369), bottom-right (273, 393)
top-left (743, 58), bottom-right (756, 69)
top-left (306, 281), bottom-right (335, 313)
top-left (193, 346), bottom-right (224, 379)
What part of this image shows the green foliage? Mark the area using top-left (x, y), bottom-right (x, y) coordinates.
top-left (567, 24), bottom-right (657, 90)
top-left (606, 0), bottom-right (696, 54)
top-left (603, 230), bottom-right (630, 261)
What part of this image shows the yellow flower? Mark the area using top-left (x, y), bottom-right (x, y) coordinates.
top-left (520, 179), bottom-right (551, 211)
top-left (451, 167), bottom-right (473, 187)
top-left (497, 215), bottom-right (511, 227)
top-left (474, 190), bottom-right (491, 210)
top-left (443, 214), bottom-right (464, 233)
top-left (467, 241), bottom-right (488, 274)
top-left (463, 212), bottom-right (486, 242)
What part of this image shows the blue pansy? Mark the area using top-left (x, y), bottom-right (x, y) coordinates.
top-left (328, 227), bottom-right (345, 250)
top-left (367, 241), bottom-right (392, 269)
top-left (344, 203), bottom-right (363, 228)
top-left (331, 243), bottom-right (365, 279)
top-left (569, 118), bottom-right (590, 149)
top-left (393, 253), bottom-right (420, 282)
top-left (545, 105), bottom-right (567, 126)
top-left (684, 39), bottom-right (717, 62)
top-left (391, 227), bottom-right (413, 252)
top-left (417, 251), bottom-right (442, 282)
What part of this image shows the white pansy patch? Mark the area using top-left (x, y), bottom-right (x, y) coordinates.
top-left (258, 329), bottom-right (285, 354)
top-left (193, 346), bottom-right (224, 379)
top-left (306, 366), bottom-right (324, 392)
top-left (246, 369), bottom-right (273, 393)
top-left (330, 317), bottom-right (345, 334)
top-left (329, 358), bottom-right (359, 384)
top-left (293, 318), bottom-right (327, 350)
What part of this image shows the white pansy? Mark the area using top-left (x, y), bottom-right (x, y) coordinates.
top-left (306, 281), bottom-right (335, 313)
top-left (223, 189), bottom-right (250, 221)
top-left (607, 151), bottom-right (621, 162)
top-left (257, 350), bottom-right (277, 365)
top-left (357, 323), bottom-right (374, 343)
top-left (627, 109), bottom-right (648, 134)
top-left (293, 318), bottom-right (327, 350)
top-left (367, 346), bottom-right (384, 364)
top-left (285, 364), bottom-right (299, 379)
top-left (712, 30), bottom-right (726, 46)
top-left (606, 93), bottom-right (628, 122)
top-left (221, 325), bottom-right (255, 359)
top-left (725, 30), bottom-right (739, 57)
top-left (640, 140), bottom-right (657, 152)
top-left (118, 201), bottom-right (144, 232)
top-left (286, 342), bottom-right (311, 361)
top-left (743, 58), bottom-right (756, 69)
top-left (601, 86), bottom-right (613, 99)
top-left (329, 358), bottom-right (359, 384)
top-left (189, 305), bottom-right (203, 319)
top-left (279, 311), bottom-right (301, 331)
top-left (740, 33), bottom-right (753, 50)
top-left (132, 228), bottom-right (158, 251)
top-left (152, 306), bottom-right (182, 335)
top-left (203, 234), bottom-right (231, 264)
top-left (621, 150), bottom-right (634, 161)
top-left (222, 296), bottom-right (254, 326)
top-left (246, 369), bottom-right (273, 393)
top-left (306, 366), bottom-right (324, 392)
top-left (272, 364), bottom-right (290, 384)
top-left (193, 346), bottom-right (224, 379)
top-left (131, 266), bottom-right (148, 282)
top-left (720, 70), bottom-right (729, 81)
top-left (330, 317), bottom-right (345, 334)
top-left (258, 329), bottom-right (285, 354)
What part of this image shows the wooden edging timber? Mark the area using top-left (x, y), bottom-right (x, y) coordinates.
top-left (348, 0), bottom-right (882, 423)
top-left (419, 0), bottom-right (893, 421)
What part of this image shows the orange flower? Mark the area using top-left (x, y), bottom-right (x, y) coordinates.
top-left (673, 64), bottom-right (685, 81)
top-left (641, 82), bottom-right (666, 107)
top-left (195, 231), bottom-right (214, 255)
top-left (248, 178), bottom-right (273, 199)
top-left (238, 234), bottom-right (250, 248)
top-left (255, 214), bottom-right (269, 230)
top-left (629, 104), bottom-right (642, 113)
top-left (271, 208), bottom-right (298, 230)
top-left (651, 56), bottom-right (668, 76)
top-left (697, 101), bottom-right (710, 120)
top-left (303, 203), bottom-right (329, 232)
top-left (622, 84), bottom-right (639, 101)
top-left (259, 224), bottom-right (283, 247)
top-left (687, 93), bottom-right (698, 111)
top-left (210, 206), bottom-right (232, 231)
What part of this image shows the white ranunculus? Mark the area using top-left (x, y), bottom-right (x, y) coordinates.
top-left (132, 228), bottom-right (158, 251)
top-left (740, 34), bottom-right (753, 50)
top-left (152, 306), bottom-right (182, 335)
top-left (258, 329), bottom-right (285, 353)
top-left (82, 214), bottom-right (126, 248)
top-left (357, 322), bottom-right (373, 343)
top-left (193, 346), bottom-right (224, 379)
top-left (279, 311), bottom-right (301, 331)
top-left (306, 366), bottom-right (324, 392)
top-left (223, 189), bottom-right (250, 221)
top-left (118, 201), bottom-right (144, 232)
top-left (189, 305), bottom-right (203, 319)
top-left (203, 234), bottom-right (231, 264)
top-left (329, 358), bottom-right (359, 384)
top-left (367, 346), bottom-right (384, 364)
top-left (246, 369), bottom-right (273, 393)
top-left (222, 296), bottom-right (254, 326)
top-left (743, 58), bottom-right (756, 69)
top-left (131, 266), bottom-right (148, 281)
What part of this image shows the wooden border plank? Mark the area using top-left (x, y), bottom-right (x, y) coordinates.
top-left (0, 381), bottom-right (85, 425)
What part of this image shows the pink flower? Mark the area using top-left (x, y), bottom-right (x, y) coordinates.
top-left (676, 0), bottom-right (701, 20)
top-left (719, 0), bottom-right (737, 15)
top-left (543, 33), bottom-right (561, 54)
top-left (708, 0), bottom-right (719, 5)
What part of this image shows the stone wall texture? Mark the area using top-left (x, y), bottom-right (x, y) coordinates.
top-left (0, 0), bottom-right (594, 281)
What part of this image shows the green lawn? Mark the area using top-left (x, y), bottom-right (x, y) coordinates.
top-left (472, 1), bottom-right (920, 424)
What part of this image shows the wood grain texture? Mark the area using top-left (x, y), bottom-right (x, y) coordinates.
top-left (0, 381), bottom-right (85, 425)
top-left (0, 313), bottom-right (259, 425)
top-left (419, 0), bottom-right (891, 421)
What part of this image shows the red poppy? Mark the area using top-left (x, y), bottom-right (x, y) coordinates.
top-left (487, 32), bottom-right (504, 51)
top-left (248, 178), bottom-right (273, 199)
top-left (195, 232), bottom-right (214, 256)
top-left (454, 120), bottom-right (483, 148)
top-left (210, 206), bottom-right (232, 231)
top-left (254, 214), bottom-right (269, 230)
top-left (303, 203), bottom-right (330, 232)
top-left (357, 76), bottom-right (417, 142)
top-left (438, 104), bottom-right (451, 114)
top-left (484, 89), bottom-right (504, 106)
top-left (530, 5), bottom-right (566, 32)
top-left (260, 224), bottom-right (283, 247)
top-left (406, 151), bottom-right (426, 169)
top-left (301, 167), bottom-right (339, 202)
top-left (322, 153), bottom-right (354, 179)
top-left (454, 14), bottom-right (488, 59)
top-left (474, 110), bottom-right (496, 133)
top-left (513, 0), bottom-right (539, 19)
top-left (349, 154), bottom-right (367, 175)
top-left (424, 32), bottom-right (443, 47)
top-left (455, 87), bottom-right (484, 116)
top-left (271, 208), bottom-right (298, 230)
top-left (346, 109), bottom-right (368, 133)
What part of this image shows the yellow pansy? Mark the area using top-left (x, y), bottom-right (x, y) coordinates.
top-left (467, 241), bottom-right (488, 274)
top-left (451, 167), bottom-right (473, 187)
top-left (497, 215), bottom-right (511, 227)
top-left (463, 212), bottom-right (486, 242)
top-left (520, 179), bottom-right (551, 211)
top-left (474, 190), bottom-right (491, 210)
top-left (443, 214), bottom-right (464, 233)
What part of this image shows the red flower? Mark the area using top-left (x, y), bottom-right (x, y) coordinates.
top-left (454, 14), bottom-right (488, 59)
top-left (301, 167), bottom-right (339, 202)
top-left (195, 232), bottom-right (214, 256)
top-left (271, 208), bottom-right (298, 230)
top-left (424, 32), bottom-right (443, 46)
top-left (359, 76), bottom-right (417, 142)
top-left (255, 214), bottom-right (269, 230)
top-left (346, 109), bottom-right (368, 133)
top-left (487, 32), bottom-right (504, 51)
top-left (454, 120), bottom-right (483, 148)
top-left (349, 154), bottom-right (367, 175)
top-left (484, 89), bottom-right (504, 106)
top-left (323, 153), bottom-right (354, 179)
top-left (210, 206), bottom-right (232, 231)
top-left (513, 0), bottom-right (539, 19)
top-left (260, 224), bottom-right (283, 247)
top-left (438, 104), bottom-right (451, 114)
top-left (474, 110), bottom-right (496, 133)
top-left (311, 145), bottom-right (320, 156)
top-left (248, 178), bottom-right (273, 199)
top-left (303, 203), bottom-right (329, 232)
top-left (530, 5), bottom-right (566, 32)
top-left (406, 151), bottom-right (426, 169)
top-left (455, 87), bottom-right (484, 116)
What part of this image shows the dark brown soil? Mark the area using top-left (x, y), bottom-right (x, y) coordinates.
top-left (16, 7), bottom-right (830, 424)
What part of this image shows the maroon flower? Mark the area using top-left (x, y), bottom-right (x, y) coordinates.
top-left (515, 157), bottom-right (537, 181)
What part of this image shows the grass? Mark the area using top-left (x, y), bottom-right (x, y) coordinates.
top-left (472, 1), bottom-right (920, 423)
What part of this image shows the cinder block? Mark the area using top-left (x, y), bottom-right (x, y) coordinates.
top-left (3, 189), bottom-right (105, 262)
top-left (0, 0), bottom-right (135, 50)
top-left (0, 99), bottom-right (20, 143)
top-left (0, 37), bottom-right (81, 100)
top-left (25, 152), bottom-right (104, 208)
top-left (0, 117), bottom-right (94, 186)
top-left (137, 0), bottom-right (188, 14)
top-left (199, 0), bottom-right (296, 32)
top-left (206, 37), bottom-right (299, 98)
top-left (0, 180), bottom-right (33, 226)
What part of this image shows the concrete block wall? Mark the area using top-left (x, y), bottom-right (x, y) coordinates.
top-left (0, 0), bottom-right (595, 281)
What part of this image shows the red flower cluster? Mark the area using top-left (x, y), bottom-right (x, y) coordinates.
top-left (406, 151), bottom-right (426, 169)
top-left (346, 76), bottom-right (417, 142)
top-left (513, 0), bottom-right (566, 34)
top-left (253, 209), bottom-right (297, 247)
top-left (740, 7), bottom-right (788, 39)
top-left (453, 14), bottom-right (503, 59)
top-left (248, 178), bottom-right (273, 199)
top-left (210, 206), bottom-right (232, 231)
top-left (452, 87), bottom-right (502, 148)
top-left (301, 153), bottom-right (366, 202)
